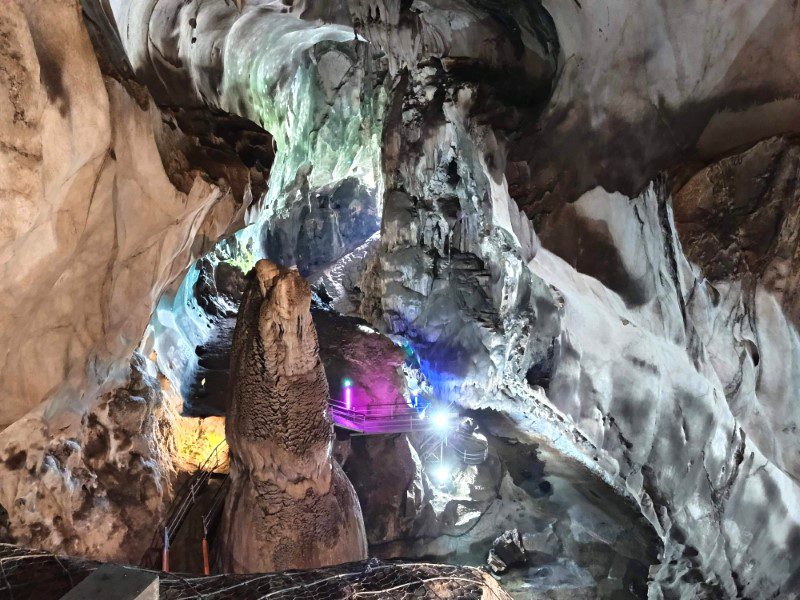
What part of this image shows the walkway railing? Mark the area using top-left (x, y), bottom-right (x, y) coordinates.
top-left (416, 428), bottom-right (489, 466)
top-left (142, 440), bottom-right (228, 571)
top-left (329, 400), bottom-right (433, 434)
top-left (200, 475), bottom-right (230, 575)
top-left (448, 429), bottom-right (489, 465)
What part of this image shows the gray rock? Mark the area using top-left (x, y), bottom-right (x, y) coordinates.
top-left (490, 529), bottom-right (527, 571)
top-left (487, 549), bottom-right (508, 575)
top-left (521, 526), bottom-right (561, 559)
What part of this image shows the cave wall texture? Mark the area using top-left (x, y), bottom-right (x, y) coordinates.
top-left (218, 260), bottom-right (367, 573)
top-left (0, 0), bottom-right (799, 597)
top-left (0, 0), bottom-right (265, 563)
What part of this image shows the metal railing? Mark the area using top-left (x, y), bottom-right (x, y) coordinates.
top-left (199, 475), bottom-right (230, 575)
top-left (329, 400), bottom-right (432, 434)
top-left (329, 400), bottom-right (489, 465)
top-left (417, 433), bottom-right (444, 463)
top-left (164, 440), bottom-right (228, 543)
top-left (142, 440), bottom-right (228, 571)
top-left (448, 429), bottom-right (489, 465)
top-left (202, 475), bottom-right (230, 539)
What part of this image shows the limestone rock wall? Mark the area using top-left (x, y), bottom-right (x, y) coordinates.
top-left (529, 181), bottom-right (800, 597)
top-left (262, 177), bottom-right (380, 277)
top-left (341, 3), bottom-right (800, 597)
top-left (369, 59), bottom-right (557, 408)
top-left (0, 0), bottom-right (262, 562)
top-left (0, 353), bottom-right (175, 563)
top-left (511, 0), bottom-right (800, 214)
top-left (674, 134), bottom-right (800, 505)
top-left (341, 427), bottom-right (658, 598)
top-left (106, 0), bottom-right (387, 226)
top-left (0, 0), bottom-right (254, 429)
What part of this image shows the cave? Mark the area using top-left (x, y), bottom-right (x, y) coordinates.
top-left (0, 1), bottom-right (799, 598)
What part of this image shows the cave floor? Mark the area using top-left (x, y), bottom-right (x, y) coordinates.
top-left (0, 544), bottom-right (510, 599)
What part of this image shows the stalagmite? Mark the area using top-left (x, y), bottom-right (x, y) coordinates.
top-left (217, 259), bottom-right (367, 573)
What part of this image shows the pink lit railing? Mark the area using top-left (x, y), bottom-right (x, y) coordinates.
top-left (328, 399), bottom-right (432, 434)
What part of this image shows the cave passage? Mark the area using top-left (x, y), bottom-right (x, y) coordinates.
top-left (1, 0), bottom-right (800, 598)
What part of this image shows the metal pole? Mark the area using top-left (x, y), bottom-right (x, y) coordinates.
top-left (202, 537), bottom-right (211, 575)
top-left (162, 527), bottom-right (170, 572)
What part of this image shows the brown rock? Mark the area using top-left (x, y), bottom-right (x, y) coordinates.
top-left (217, 259), bottom-right (367, 573)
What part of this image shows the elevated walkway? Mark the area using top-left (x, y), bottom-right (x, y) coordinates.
top-left (330, 399), bottom-right (436, 434)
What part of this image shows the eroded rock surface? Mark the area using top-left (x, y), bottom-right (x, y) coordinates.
top-left (341, 422), bottom-right (658, 598)
top-left (0, 354), bottom-right (175, 563)
top-left (511, 0), bottom-right (800, 213)
top-left (0, 0), bottom-right (265, 429)
top-left (218, 260), bottom-right (367, 573)
top-left (532, 182), bottom-right (800, 597)
top-left (263, 176), bottom-right (381, 277)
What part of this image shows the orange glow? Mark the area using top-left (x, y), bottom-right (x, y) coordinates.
top-left (172, 415), bottom-right (228, 473)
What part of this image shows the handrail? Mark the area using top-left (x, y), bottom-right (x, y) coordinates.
top-left (448, 429), bottom-right (489, 465)
top-left (328, 398), bottom-right (434, 435)
top-left (141, 439), bottom-right (229, 569)
top-left (202, 476), bottom-right (230, 536)
top-left (328, 399), bottom-right (426, 410)
top-left (165, 440), bottom-right (228, 539)
top-left (415, 429), bottom-right (489, 466)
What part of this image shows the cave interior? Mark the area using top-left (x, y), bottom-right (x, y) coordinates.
top-left (0, 0), bottom-right (799, 598)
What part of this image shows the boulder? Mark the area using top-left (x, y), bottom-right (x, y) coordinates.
top-left (488, 529), bottom-right (527, 574)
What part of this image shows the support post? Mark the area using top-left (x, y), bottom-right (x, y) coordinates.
top-left (202, 537), bottom-right (210, 576)
top-left (162, 528), bottom-right (169, 573)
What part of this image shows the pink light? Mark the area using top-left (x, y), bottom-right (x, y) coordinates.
top-left (345, 386), bottom-right (352, 410)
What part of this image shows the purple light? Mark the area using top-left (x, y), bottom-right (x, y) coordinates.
top-left (342, 378), bottom-right (353, 410)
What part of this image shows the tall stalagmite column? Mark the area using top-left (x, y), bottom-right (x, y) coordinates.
top-left (217, 259), bottom-right (367, 573)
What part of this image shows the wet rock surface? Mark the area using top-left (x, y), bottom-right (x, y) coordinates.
top-left (530, 181), bottom-right (800, 597)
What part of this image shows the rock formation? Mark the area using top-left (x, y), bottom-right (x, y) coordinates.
top-left (0, 353), bottom-right (175, 563)
top-left (218, 260), bottom-right (367, 573)
top-left (1, 0), bottom-right (800, 596)
top-left (0, 0), bottom-right (268, 430)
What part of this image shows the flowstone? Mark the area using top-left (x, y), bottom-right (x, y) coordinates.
top-left (217, 260), bottom-right (367, 573)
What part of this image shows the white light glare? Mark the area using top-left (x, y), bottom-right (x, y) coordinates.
top-left (433, 464), bottom-right (451, 484)
top-left (431, 410), bottom-right (453, 431)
